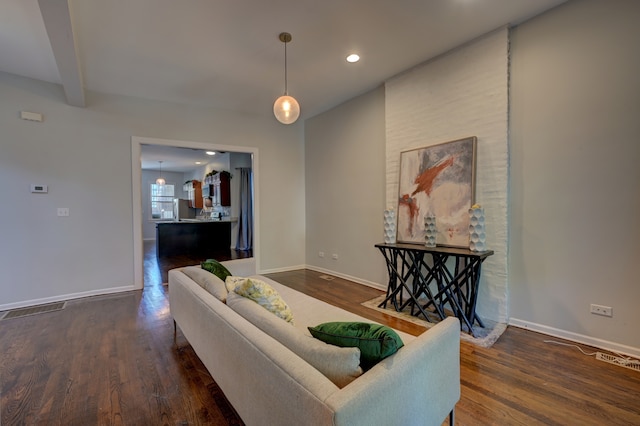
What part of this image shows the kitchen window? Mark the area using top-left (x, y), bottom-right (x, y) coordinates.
top-left (151, 183), bottom-right (175, 219)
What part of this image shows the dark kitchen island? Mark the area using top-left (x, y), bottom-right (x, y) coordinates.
top-left (156, 220), bottom-right (232, 259)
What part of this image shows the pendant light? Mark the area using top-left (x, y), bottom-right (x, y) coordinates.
top-left (273, 32), bottom-right (300, 124)
top-left (156, 161), bottom-right (166, 186)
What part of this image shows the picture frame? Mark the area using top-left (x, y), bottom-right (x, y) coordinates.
top-left (396, 136), bottom-right (477, 247)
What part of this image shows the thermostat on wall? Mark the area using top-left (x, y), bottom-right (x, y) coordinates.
top-left (31, 184), bottom-right (48, 193)
top-left (21, 111), bottom-right (43, 122)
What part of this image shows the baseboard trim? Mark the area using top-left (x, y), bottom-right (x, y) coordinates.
top-left (0, 285), bottom-right (136, 312)
top-left (304, 265), bottom-right (386, 291)
top-left (509, 318), bottom-right (640, 358)
top-left (259, 264), bottom-right (307, 274)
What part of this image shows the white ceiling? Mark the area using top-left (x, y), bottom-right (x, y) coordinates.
top-left (141, 144), bottom-right (232, 173)
top-left (1, 0), bottom-right (567, 170)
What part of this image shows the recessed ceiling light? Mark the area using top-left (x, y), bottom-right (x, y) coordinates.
top-left (206, 151), bottom-right (215, 155)
top-left (346, 54), bottom-right (360, 63)
top-left (195, 161), bottom-right (202, 165)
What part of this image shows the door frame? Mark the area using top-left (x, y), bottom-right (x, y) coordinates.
top-left (131, 136), bottom-right (260, 289)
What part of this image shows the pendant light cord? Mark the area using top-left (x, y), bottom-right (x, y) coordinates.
top-left (284, 40), bottom-right (288, 95)
top-left (273, 32), bottom-right (299, 124)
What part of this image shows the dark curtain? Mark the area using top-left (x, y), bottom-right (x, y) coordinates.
top-left (235, 168), bottom-right (253, 250)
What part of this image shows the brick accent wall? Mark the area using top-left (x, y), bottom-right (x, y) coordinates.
top-left (385, 28), bottom-right (509, 322)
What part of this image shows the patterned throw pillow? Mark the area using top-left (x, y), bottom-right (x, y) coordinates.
top-left (225, 276), bottom-right (248, 293)
top-left (233, 278), bottom-right (294, 324)
top-left (201, 259), bottom-right (232, 281)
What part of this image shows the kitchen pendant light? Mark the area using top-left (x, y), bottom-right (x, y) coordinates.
top-left (156, 161), bottom-right (166, 186)
top-left (273, 32), bottom-right (300, 124)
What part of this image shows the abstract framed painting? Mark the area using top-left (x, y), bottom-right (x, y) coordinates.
top-left (396, 136), bottom-right (477, 247)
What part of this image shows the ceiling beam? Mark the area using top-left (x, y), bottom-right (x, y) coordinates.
top-left (37, 0), bottom-right (85, 107)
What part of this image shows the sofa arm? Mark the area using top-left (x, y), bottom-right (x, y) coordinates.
top-left (325, 316), bottom-right (461, 426)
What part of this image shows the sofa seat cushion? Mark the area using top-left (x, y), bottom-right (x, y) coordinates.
top-left (226, 292), bottom-right (363, 388)
top-left (230, 277), bottom-right (294, 324)
top-left (181, 266), bottom-right (228, 302)
top-left (308, 322), bottom-right (405, 370)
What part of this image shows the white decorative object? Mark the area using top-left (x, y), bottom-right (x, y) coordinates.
top-left (424, 212), bottom-right (437, 247)
top-left (383, 208), bottom-right (396, 244)
top-left (469, 204), bottom-right (486, 252)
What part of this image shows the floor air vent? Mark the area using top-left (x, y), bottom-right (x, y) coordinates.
top-left (1, 302), bottom-right (66, 320)
top-left (596, 352), bottom-right (640, 372)
top-left (319, 275), bottom-right (335, 281)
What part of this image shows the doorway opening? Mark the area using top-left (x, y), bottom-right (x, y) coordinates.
top-left (131, 136), bottom-right (260, 289)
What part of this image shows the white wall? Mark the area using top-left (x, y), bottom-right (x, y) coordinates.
top-left (509, 0), bottom-right (640, 353)
top-left (0, 72), bottom-right (305, 308)
top-left (385, 29), bottom-right (510, 322)
top-left (305, 87), bottom-right (388, 287)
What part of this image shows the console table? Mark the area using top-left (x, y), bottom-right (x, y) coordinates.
top-left (375, 243), bottom-right (493, 336)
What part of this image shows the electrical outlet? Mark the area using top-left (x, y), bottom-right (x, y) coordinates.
top-left (57, 208), bottom-right (70, 217)
top-left (332, 253), bottom-right (339, 260)
top-left (318, 251), bottom-right (325, 258)
top-left (590, 304), bottom-right (613, 317)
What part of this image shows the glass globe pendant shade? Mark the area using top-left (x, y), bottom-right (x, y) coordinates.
top-left (156, 160), bottom-right (165, 185)
top-left (273, 95), bottom-right (300, 124)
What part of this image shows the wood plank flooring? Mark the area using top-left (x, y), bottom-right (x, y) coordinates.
top-left (143, 240), bottom-right (252, 284)
top-left (2, 255), bottom-right (639, 425)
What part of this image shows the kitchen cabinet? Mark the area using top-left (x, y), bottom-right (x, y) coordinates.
top-left (184, 180), bottom-right (203, 209)
top-left (213, 173), bottom-right (230, 207)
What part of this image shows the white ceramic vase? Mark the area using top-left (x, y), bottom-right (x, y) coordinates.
top-left (383, 208), bottom-right (396, 244)
top-left (468, 205), bottom-right (486, 252)
top-left (424, 212), bottom-right (437, 247)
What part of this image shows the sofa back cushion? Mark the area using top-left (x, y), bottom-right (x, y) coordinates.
top-left (182, 266), bottom-right (228, 302)
top-left (226, 292), bottom-right (363, 388)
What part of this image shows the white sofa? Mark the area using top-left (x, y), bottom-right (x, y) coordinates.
top-left (169, 259), bottom-right (460, 426)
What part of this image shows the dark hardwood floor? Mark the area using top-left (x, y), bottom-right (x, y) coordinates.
top-left (144, 240), bottom-right (252, 285)
top-left (1, 251), bottom-right (639, 425)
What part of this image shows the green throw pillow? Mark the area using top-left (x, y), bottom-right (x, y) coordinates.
top-left (308, 322), bottom-right (404, 370)
top-left (201, 259), bottom-right (232, 281)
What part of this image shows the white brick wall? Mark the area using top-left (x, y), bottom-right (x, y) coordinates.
top-left (385, 28), bottom-right (509, 322)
